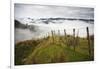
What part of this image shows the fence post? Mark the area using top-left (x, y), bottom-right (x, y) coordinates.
top-left (58, 30), bottom-right (61, 42)
top-left (86, 27), bottom-right (91, 58)
top-left (64, 29), bottom-right (67, 38)
top-left (76, 29), bottom-right (79, 46)
top-left (51, 30), bottom-right (54, 43)
top-left (64, 29), bottom-right (67, 46)
top-left (73, 28), bottom-right (75, 51)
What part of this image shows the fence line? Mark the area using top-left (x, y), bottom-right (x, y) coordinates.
top-left (42, 27), bottom-right (92, 57)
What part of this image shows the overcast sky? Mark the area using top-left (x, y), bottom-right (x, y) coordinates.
top-left (14, 3), bottom-right (94, 19)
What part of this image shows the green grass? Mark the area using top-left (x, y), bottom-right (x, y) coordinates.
top-left (15, 35), bottom-right (94, 65)
top-left (24, 44), bottom-right (68, 64)
top-left (15, 40), bottom-right (40, 65)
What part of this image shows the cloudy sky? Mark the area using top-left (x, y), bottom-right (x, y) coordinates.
top-left (14, 3), bottom-right (94, 19)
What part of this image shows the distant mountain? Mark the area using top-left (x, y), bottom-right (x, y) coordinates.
top-left (15, 19), bottom-right (28, 29)
top-left (15, 19), bottom-right (37, 32)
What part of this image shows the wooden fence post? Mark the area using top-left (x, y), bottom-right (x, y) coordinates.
top-left (86, 27), bottom-right (91, 58)
top-left (53, 30), bottom-right (56, 42)
top-left (73, 28), bottom-right (75, 51)
top-left (51, 30), bottom-right (54, 43)
top-left (64, 29), bottom-right (67, 38)
top-left (76, 29), bottom-right (79, 46)
top-left (58, 30), bottom-right (61, 42)
top-left (64, 29), bottom-right (68, 46)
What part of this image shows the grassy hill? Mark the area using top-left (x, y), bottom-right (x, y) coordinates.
top-left (15, 35), bottom-right (94, 65)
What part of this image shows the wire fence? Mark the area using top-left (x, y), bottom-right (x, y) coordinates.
top-left (40, 26), bottom-right (94, 58)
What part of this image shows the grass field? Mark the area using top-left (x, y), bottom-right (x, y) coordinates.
top-left (15, 35), bottom-right (94, 65)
